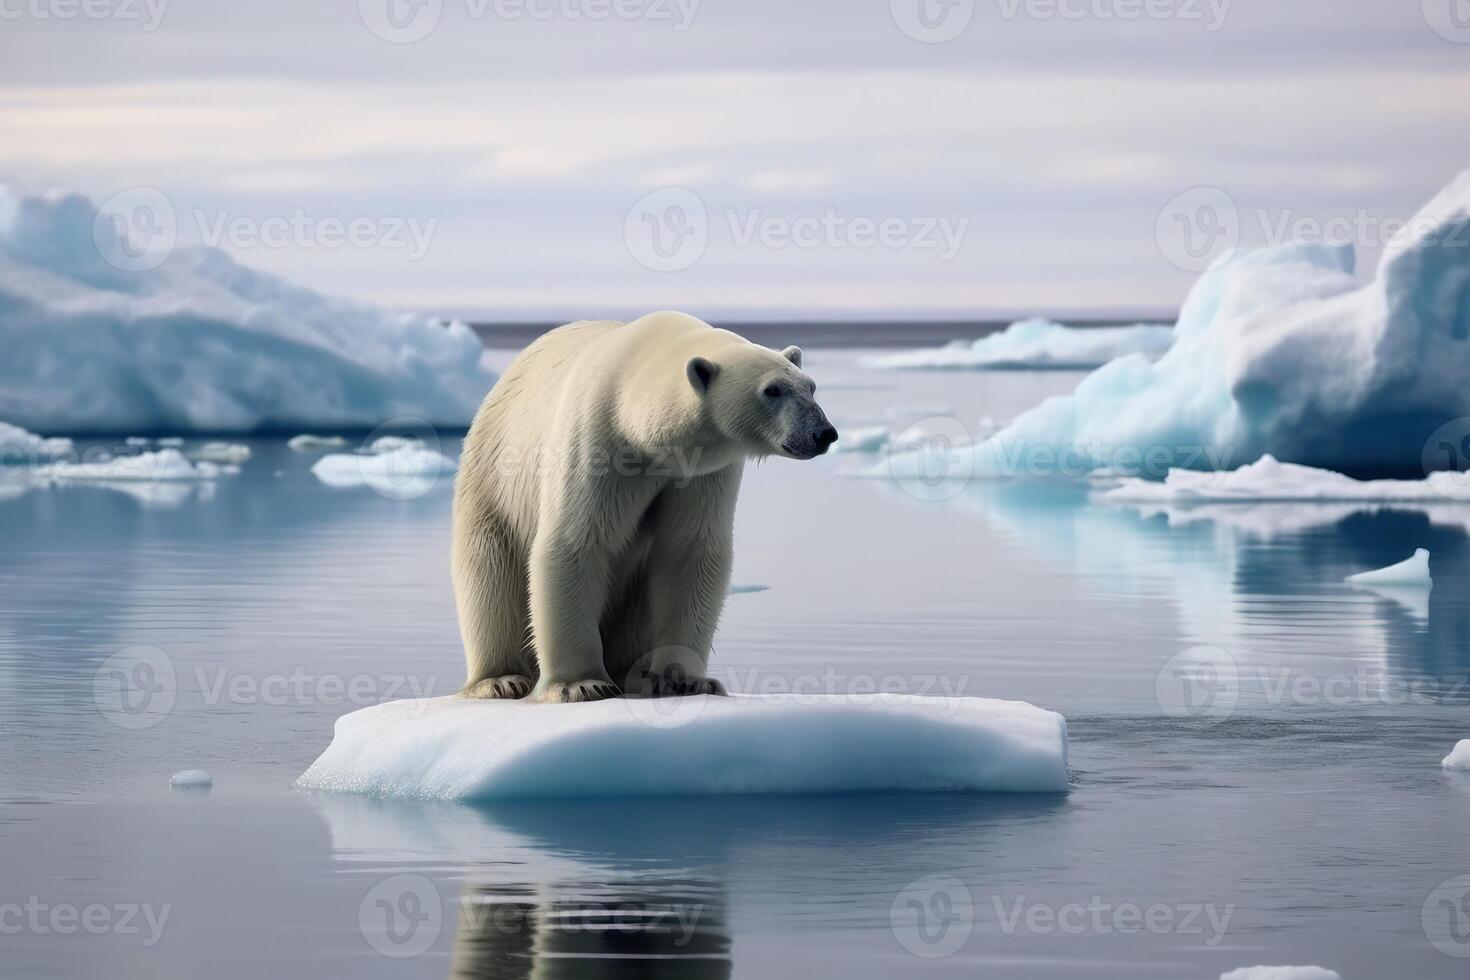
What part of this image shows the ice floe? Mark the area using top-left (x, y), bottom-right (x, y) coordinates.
top-left (287, 434), bottom-right (347, 452)
top-left (297, 694), bottom-right (1070, 800)
top-left (1102, 456), bottom-right (1470, 504)
top-left (1442, 740), bottom-right (1470, 769)
top-left (1219, 968), bottom-right (1340, 980)
top-left (309, 444), bottom-right (458, 497)
top-left (1345, 548), bottom-right (1432, 588)
top-left (863, 318), bottom-right (1173, 371)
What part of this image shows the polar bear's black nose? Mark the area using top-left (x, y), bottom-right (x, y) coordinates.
top-left (815, 426), bottom-right (838, 450)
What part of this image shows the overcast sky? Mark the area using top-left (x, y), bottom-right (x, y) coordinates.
top-left (3, 0), bottom-right (1469, 321)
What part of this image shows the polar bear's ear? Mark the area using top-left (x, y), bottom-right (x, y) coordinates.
top-left (780, 345), bottom-right (803, 368)
top-left (686, 356), bottom-right (720, 394)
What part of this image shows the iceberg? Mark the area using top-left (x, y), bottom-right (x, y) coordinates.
top-left (1344, 548), bottom-right (1432, 587)
top-left (0, 420), bottom-right (72, 463)
top-left (863, 318), bottom-right (1174, 371)
top-left (0, 188), bottom-right (496, 434)
top-left (297, 694), bottom-right (1069, 800)
top-left (908, 173), bottom-right (1470, 479)
top-left (1103, 456), bottom-right (1470, 504)
top-left (169, 769), bottom-right (213, 789)
top-left (1442, 739), bottom-right (1470, 769)
top-left (1219, 969), bottom-right (1340, 980)
top-left (190, 441), bottom-right (251, 465)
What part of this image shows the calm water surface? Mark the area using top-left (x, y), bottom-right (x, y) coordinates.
top-left (3, 350), bottom-right (1469, 979)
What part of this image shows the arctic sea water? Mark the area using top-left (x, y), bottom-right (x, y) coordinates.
top-left (4, 351), bottom-right (1470, 979)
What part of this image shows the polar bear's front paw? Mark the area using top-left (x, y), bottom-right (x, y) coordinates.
top-left (536, 678), bottom-right (623, 703)
top-left (461, 675), bottom-right (534, 699)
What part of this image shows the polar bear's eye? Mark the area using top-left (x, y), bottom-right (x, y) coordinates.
top-left (763, 384), bottom-right (783, 399)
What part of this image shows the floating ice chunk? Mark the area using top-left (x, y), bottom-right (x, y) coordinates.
top-left (1104, 456), bottom-right (1470, 504)
top-left (169, 769), bottom-right (213, 789)
top-left (834, 426), bottom-right (890, 454)
top-left (191, 441), bottom-right (251, 465)
top-left (288, 434), bottom-right (347, 452)
top-left (37, 448), bottom-right (235, 482)
top-left (1345, 548), bottom-right (1432, 587)
top-left (310, 445), bottom-right (458, 496)
top-left (156, 437), bottom-right (184, 447)
top-left (1219, 968), bottom-right (1340, 980)
top-left (863, 319), bottom-right (1174, 371)
top-left (1442, 740), bottom-right (1470, 769)
top-left (297, 694), bottom-right (1069, 801)
top-left (727, 584), bottom-right (770, 595)
top-left (0, 187), bottom-right (495, 433)
top-left (366, 435), bottom-right (420, 454)
top-left (958, 172), bottom-right (1470, 475)
top-left (124, 436), bottom-right (150, 447)
top-left (0, 420), bottom-right (72, 461)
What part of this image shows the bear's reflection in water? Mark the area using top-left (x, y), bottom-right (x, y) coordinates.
top-left (450, 881), bottom-right (731, 979)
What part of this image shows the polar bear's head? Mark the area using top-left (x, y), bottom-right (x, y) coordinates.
top-left (687, 343), bottom-right (838, 460)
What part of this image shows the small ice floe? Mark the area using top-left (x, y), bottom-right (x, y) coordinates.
top-left (37, 449), bottom-right (238, 483)
top-left (287, 434), bottom-right (347, 452)
top-left (124, 436), bottom-right (150, 447)
top-left (156, 437), bottom-right (185, 447)
top-left (727, 584), bottom-right (770, 595)
top-left (310, 444), bottom-right (458, 496)
top-left (1345, 549), bottom-right (1432, 588)
top-left (170, 770), bottom-right (213, 790)
top-left (1442, 740), bottom-right (1470, 770)
top-left (191, 442), bottom-right (252, 465)
top-left (366, 434), bottom-right (420, 454)
top-left (1104, 455), bottom-right (1470, 504)
top-left (0, 420), bottom-right (72, 460)
top-left (297, 694), bottom-right (1069, 801)
top-left (833, 426), bottom-right (890, 454)
top-left (1219, 968), bottom-right (1340, 980)
top-left (862, 318), bottom-right (1174, 371)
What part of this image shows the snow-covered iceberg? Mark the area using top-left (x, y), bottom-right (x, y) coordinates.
top-left (1442, 739), bottom-right (1470, 769)
top-left (297, 694), bottom-right (1069, 800)
top-left (863, 318), bottom-right (1174, 371)
top-left (897, 173), bottom-right (1470, 479)
top-left (1344, 548), bottom-right (1432, 587)
top-left (0, 188), bottom-right (496, 433)
top-left (1103, 456), bottom-right (1470, 504)
top-left (37, 448), bottom-right (236, 482)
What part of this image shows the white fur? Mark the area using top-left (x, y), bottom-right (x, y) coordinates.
top-left (452, 311), bottom-right (832, 703)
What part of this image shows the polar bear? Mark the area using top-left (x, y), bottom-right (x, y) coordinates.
top-left (451, 311), bottom-right (837, 703)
